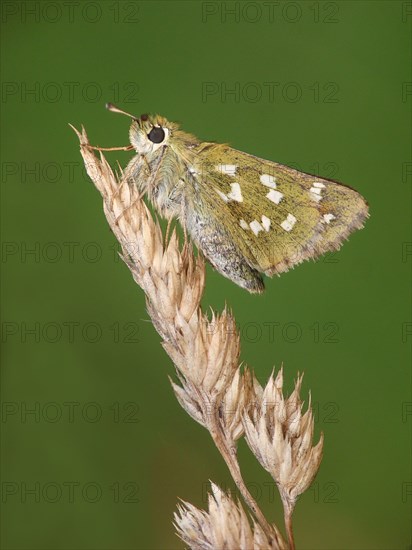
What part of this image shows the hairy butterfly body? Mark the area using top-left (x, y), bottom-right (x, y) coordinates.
top-left (109, 104), bottom-right (368, 293)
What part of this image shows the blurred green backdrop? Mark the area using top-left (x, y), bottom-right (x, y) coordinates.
top-left (1, 1), bottom-right (411, 549)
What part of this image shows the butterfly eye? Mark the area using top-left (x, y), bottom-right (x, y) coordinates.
top-left (147, 126), bottom-right (165, 144)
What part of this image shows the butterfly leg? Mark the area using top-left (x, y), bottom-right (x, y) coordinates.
top-left (87, 144), bottom-right (134, 152)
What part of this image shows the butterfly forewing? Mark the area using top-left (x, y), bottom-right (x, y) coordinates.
top-left (190, 145), bottom-right (368, 275)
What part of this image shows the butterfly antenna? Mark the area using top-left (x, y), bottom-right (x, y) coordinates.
top-left (106, 103), bottom-right (137, 120)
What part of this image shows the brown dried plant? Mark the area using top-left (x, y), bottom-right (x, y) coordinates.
top-left (72, 124), bottom-right (324, 550)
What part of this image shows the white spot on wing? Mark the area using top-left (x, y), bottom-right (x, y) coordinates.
top-left (250, 220), bottom-right (263, 236)
top-left (261, 215), bottom-right (271, 231)
top-left (215, 164), bottom-right (237, 176)
top-left (189, 166), bottom-right (197, 175)
top-left (310, 181), bottom-right (325, 202)
top-left (280, 213), bottom-right (297, 232)
top-left (227, 182), bottom-right (243, 202)
top-left (239, 219), bottom-right (249, 230)
top-left (310, 192), bottom-right (322, 202)
top-left (215, 189), bottom-right (229, 202)
top-left (323, 213), bottom-right (336, 224)
top-left (260, 174), bottom-right (277, 189)
top-left (266, 189), bottom-right (283, 204)
top-left (215, 183), bottom-right (243, 203)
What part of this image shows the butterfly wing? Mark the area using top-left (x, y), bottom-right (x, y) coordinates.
top-left (184, 143), bottom-right (368, 286)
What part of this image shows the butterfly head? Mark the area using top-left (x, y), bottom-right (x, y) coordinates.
top-left (106, 103), bottom-right (171, 156)
top-left (129, 113), bottom-right (171, 155)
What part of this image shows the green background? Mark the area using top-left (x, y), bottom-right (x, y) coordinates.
top-left (1, 1), bottom-right (411, 548)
